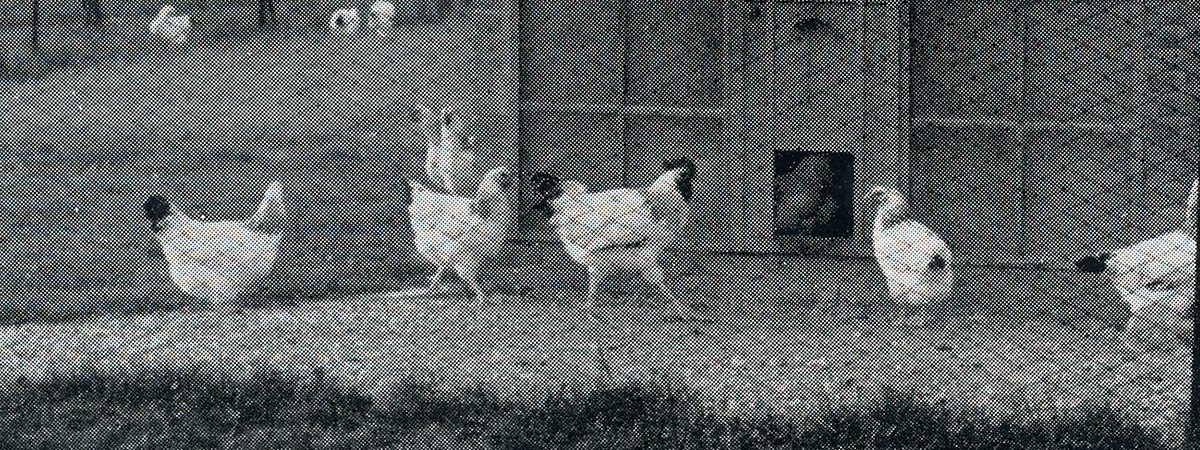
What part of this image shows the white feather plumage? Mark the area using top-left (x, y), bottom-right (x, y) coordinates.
top-left (868, 186), bottom-right (955, 326)
top-left (1076, 178), bottom-right (1196, 347)
top-left (329, 8), bottom-right (360, 34)
top-left (144, 181), bottom-right (287, 312)
top-left (412, 104), bottom-right (481, 198)
top-left (407, 166), bottom-right (518, 302)
top-left (150, 5), bottom-right (190, 44)
top-left (367, 0), bottom-right (395, 35)
top-left (533, 158), bottom-right (697, 320)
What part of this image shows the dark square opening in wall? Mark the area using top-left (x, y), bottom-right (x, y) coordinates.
top-left (772, 150), bottom-right (855, 239)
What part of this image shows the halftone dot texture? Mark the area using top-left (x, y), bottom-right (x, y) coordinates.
top-left (550, 189), bottom-right (665, 253)
top-left (0, 0), bottom-right (1193, 447)
top-left (153, 213), bottom-right (282, 307)
top-left (406, 174), bottom-right (517, 296)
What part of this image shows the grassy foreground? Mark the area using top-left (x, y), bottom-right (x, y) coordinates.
top-left (0, 261), bottom-right (1190, 447)
top-left (0, 367), bottom-right (1173, 449)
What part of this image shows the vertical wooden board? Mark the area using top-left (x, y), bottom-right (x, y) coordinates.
top-left (522, 0), bottom-right (624, 105)
top-left (738, 2), bottom-right (779, 246)
top-left (1141, 129), bottom-right (1199, 209)
top-left (626, 0), bottom-right (724, 108)
top-left (739, 0), bottom-right (776, 126)
top-left (909, 125), bottom-right (1025, 266)
top-left (465, 2), bottom-right (520, 117)
top-left (471, 112), bottom-right (520, 179)
top-left (1025, 129), bottom-right (1195, 263)
top-left (763, 3), bottom-right (859, 252)
top-left (909, 0), bottom-right (1022, 119)
top-left (626, 115), bottom-right (737, 251)
top-left (451, 5), bottom-right (520, 184)
top-left (856, 3), bottom-right (910, 249)
top-left (519, 111), bottom-right (625, 240)
top-left (771, 3), bottom-right (863, 155)
top-left (721, 0), bottom-right (749, 252)
top-left (764, 3), bottom-right (899, 256)
top-left (1026, 131), bottom-right (1146, 261)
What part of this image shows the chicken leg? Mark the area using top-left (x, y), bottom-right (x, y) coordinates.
top-left (645, 264), bottom-right (694, 321)
top-left (455, 261), bottom-right (492, 304)
top-left (585, 267), bottom-right (606, 310)
top-left (427, 266), bottom-right (447, 295)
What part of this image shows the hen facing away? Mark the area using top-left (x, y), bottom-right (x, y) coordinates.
top-left (411, 103), bottom-right (482, 198)
top-left (867, 186), bottom-right (955, 327)
top-left (1076, 178), bottom-right (1196, 349)
top-left (144, 181), bottom-right (287, 312)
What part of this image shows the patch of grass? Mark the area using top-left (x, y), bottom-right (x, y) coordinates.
top-left (0, 7), bottom-right (518, 324)
top-left (0, 7), bottom-right (518, 326)
top-left (0, 369), bottom-right (1174, 450)
top-left (1, 7), bottom-right (516, 145)
top-left (0, 282), bottom-right (1188, 445)
top-left (0, 0), bottom-right (512, 325)
top-left (0, 152), bottom-right (437, 326)
top-left (0, 0), bottom-right (502, 80)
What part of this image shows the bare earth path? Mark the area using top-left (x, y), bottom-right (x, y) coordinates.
top-left (0, 252), bottom-right (1188, 443)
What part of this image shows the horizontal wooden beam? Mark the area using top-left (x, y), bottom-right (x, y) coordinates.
top-left (915, 115), bottom-right (1194, 133)
top-left (521, 101), bottom-right (728, 119)
top-left (913, 115), bottom-right (1134, 133)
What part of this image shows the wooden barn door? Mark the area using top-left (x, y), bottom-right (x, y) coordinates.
top-left (737, 0), bottom-right (908, 256)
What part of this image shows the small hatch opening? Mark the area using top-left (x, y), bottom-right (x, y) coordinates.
top-left (772, 150), bottom-right (855, 239)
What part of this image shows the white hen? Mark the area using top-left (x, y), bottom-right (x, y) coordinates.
top-left (367, 0), bottom-right (395, 35)
top-left (149, 5), bottom-right (190, 44)
top-left (329, 8), bottom-right (360, 34)
top-left (411, 104), bottom-right (481, 198)
top-left (1075, 178), bottom-right (1196, 347)
top-left (868, 186), bottom-right (955, 327)
top-left (408, 166), bottom-right (518, 302)
top-left (144, 181), bottom-right (287, 312)
top-left (532, 158), bottom-right (697, 321)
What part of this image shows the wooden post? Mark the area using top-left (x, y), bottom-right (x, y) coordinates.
top-left (82, 0), bottom-right (105, 28)
top-left (257, 0), bottom-right (277, 29)
top-left (29, 0), bottom-right (41, 56)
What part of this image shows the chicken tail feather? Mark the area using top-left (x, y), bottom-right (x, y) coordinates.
top-left (246, 181), bottom-right (287, 235)
top-left (1075, 253), bottom-right (1112, 273)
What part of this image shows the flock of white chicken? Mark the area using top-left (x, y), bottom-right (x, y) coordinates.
top-left (330, 1), bottom-right (397, 36)
top-left (147, 1), bottom-right (398, 44)
top-left (140, 103), bottom-right (1197, 346)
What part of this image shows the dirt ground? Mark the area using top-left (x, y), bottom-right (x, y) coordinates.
top-left (0, 247), bottom-right (1189, 444)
